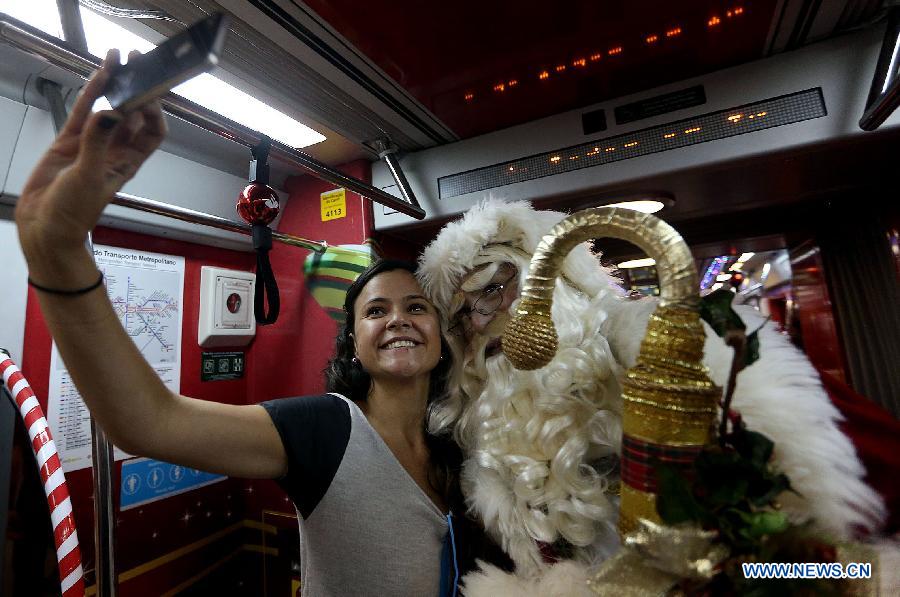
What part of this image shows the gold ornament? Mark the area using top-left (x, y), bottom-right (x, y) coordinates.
top-left (587, 519), bottom-right (729, 596)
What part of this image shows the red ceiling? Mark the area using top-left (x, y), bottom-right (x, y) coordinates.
top-left (302, 1), bottom-right (779, 138)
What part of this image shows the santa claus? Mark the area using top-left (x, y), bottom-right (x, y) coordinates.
top-left (417, 199), bottom-right (885, 593)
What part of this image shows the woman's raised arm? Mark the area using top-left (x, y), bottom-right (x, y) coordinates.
top-left (15, 49), bottom-right (287, 479)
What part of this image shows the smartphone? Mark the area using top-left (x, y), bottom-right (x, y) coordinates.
top-left (102, 12), bottom-right (229, 112)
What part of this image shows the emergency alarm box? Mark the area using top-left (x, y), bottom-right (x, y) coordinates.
top-left (198, 266), bottom-right (256, 347)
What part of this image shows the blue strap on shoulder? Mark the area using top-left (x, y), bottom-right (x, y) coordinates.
top-left (439, 512), bottom-right (460, 597)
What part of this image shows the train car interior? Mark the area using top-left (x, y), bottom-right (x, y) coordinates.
top-left (1, 0), bottom-right (898, 595)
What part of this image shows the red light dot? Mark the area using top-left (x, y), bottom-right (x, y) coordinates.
top-left (735, 7), bottom-right (744, 15)
top-left (645, 35), bottom-right (659, 44)
top-left (555, 65), bottom-right (566, 72)
top-left (708, 16), bottom-right (721, 27)
top-left (508, 79), bottom-right (518, 87)
top-left (590, 53), bottom-right (602, 61)
top-left (493, 83), bottom-right (505, 92)
top-left (538, 70), bottom-right (550, 80)
top-left (573, 58), bottom-right (586, 67)
top-left (608, 46), bottom-right (623, 55)
top-left (464, 93), bottom-right (474, 101)
top-left (666, 27), bottom-right (682, 37)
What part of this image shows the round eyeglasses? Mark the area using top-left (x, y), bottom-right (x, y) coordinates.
top-left (448, 267), bottom-right (518, 336)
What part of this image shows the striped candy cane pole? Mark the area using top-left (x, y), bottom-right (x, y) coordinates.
top-left (1, 349), bottom-right (85, 597)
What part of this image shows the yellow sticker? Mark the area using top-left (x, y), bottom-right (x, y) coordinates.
top-left (321, 188), bottom-right (347, 221)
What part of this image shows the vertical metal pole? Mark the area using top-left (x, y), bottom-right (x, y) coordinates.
top-left (55, 0), bottom-right (88, 51)
top-left (40, 76), bottom-right (118, 597)
top-left (89, 421), bottom-right (117, 597)
top-left (374, 139), bottom-right (421, 209)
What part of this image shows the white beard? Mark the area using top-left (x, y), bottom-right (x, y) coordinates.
top-left (454, 282), bottom-right (625, 577)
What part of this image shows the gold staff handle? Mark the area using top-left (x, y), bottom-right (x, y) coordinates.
top-left (502, 207), bottom-right (698, 370)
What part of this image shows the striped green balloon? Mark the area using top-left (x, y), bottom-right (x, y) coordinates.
top-left (304, 243), bottom-right (378, 323)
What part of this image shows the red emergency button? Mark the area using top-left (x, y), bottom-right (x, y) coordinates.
top-left (226, 292), bottom-right (242, 314)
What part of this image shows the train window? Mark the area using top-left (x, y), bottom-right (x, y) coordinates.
top-left (0, 0), bottom-right (63, 37)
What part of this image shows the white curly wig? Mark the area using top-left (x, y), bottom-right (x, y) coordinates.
top-left (418, 199), bottom-right (885, 585)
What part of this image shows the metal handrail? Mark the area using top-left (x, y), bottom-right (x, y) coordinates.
top-left (859, 8), bottom-right (900, 131)
top-left (0, 14), bottom-right (426, 220)
top-left (112, 192), bottom-right (328, 252)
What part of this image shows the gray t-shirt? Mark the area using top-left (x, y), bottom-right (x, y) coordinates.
top-left (263, 393), bottom-right (449, 596)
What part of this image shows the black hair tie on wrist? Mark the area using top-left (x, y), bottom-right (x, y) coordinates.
top-left (28, 271), bottom-right (105, 296)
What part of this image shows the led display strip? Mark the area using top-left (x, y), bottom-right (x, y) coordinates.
top-left (438, 88), bottom-right (826, 199)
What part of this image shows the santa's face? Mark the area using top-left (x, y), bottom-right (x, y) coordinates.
top-left (451, 261), bottom-right (520, 360)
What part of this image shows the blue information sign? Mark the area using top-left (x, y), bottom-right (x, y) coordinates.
top-left (120, 457), bottom-right (226, 510)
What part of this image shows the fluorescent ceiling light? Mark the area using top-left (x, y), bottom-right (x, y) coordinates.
top-left (605, 200), bottom-right (665, 214)
top-left (618, 257), bottom-right (656, 269)
top-left (711, 282), bottom-right (724, 291)
top-left (716, 273), bottom-right (732, 282)
top-left (729, 262), bottom-right (743, 271)
top-left (8, 3), bottom-right (327, 149)
top-left (172, 74), bottom-right (326, 148)
top-left (738, 252), bottom-right (755, 262)
top-left (761, 262), bottom-right (771, 278)
top-left (0, 0), bottom-right (63, 37)
top-left (81, 10), bottom-right (326, 148)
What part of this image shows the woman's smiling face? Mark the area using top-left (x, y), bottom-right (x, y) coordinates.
top-left (352, 269), bottom-right (442, 382)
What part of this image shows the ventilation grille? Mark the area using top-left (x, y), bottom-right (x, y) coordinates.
top-left (438, 88), bottom-right (826, 199)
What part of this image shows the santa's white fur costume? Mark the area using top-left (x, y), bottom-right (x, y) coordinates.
top-left (417, 199), bottom-right (885, 595)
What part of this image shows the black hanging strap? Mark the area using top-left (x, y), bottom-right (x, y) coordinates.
top-left (252, 224), bottom-right (280, 325)
top-left (250, 137), bottom-right (272, 185)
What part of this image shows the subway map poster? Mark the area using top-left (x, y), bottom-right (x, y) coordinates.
top-left (47, 245), bottom-right (184, 471)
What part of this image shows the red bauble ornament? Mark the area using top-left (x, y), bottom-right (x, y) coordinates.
top-left (236, 183), bottom-right (280, 225)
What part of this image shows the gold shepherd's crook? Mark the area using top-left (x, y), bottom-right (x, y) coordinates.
top-left (500, 207), bottom-right (721, 535)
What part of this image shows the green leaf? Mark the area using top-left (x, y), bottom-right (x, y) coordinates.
top-left (731, 429), bottom-right (774, 468)
top-left (737, 510), bottom-right (790, 539)
top-left (750, 473), bottom-right (791, 507)
top-left (699, 289), bottom-right (747, 337)
top-left (692, 450), bottom-right (749, 507)
top-left (655, 464), bottom-right (705, 524)
top-left (699, 289), bottom-right (762, 368)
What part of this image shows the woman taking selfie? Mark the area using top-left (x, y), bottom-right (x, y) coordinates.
top-left (14, 49), bottom-right (480, 596)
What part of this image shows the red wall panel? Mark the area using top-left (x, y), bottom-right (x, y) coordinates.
top-left (248, 159), bottom-right (374, 402)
